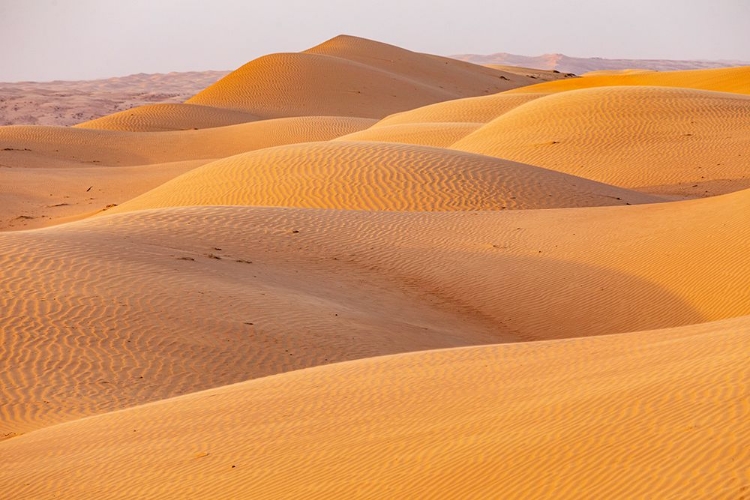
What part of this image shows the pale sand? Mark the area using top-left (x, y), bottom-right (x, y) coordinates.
top-left (1, 315), bottom-right (746, 498)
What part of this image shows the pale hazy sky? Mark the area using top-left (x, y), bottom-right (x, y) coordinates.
top-left (1, 0), bottom-right (748, 82)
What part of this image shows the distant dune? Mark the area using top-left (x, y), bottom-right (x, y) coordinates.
top-left (1, 35), bottom-right (748, 499)
top-left (453, 51), bottom-right (750, 74)
top-left (186, 35), bottom-right (546, 119)
top-left (0, 71), bottom-right (229, 127)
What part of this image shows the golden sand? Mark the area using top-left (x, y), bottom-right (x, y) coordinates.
top-left (0, 35), bottom-right (747, 499)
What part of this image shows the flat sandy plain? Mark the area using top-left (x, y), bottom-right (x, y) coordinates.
top-left (1, 35), bottom-right (748, 499)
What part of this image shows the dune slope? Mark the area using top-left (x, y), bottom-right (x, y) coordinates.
top-left (452, 86), bottom-right (750, 196)
top-left (3, 188), bottom-right (750, 435)
top-left (506, 65), bottom-right (750, 95)
top-left (108, 141), bottom-right (659, 214)
top-left (186, 35), bottom-right (540, 119)
top-left (1, 315), bottom-right (747, 499)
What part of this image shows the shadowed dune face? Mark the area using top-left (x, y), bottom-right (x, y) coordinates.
top-left (107, 141), bottom-right (661, 214)
top-left (0, 315), bottom-right (746, 499)
top-left (452, 86), bottom-right (750, 196)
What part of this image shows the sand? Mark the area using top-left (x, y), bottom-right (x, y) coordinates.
top-left (506, 65), bottom-right (750, 95)
top-left (1, 315), bottom-right (747, 498)
top-left (0, 35), bottom-right (747, 499)
top-left (0, 71), bottom-right (229, 127)
top-left (452, 86), bottom-right (750, 197)
top-left (186, 35), bottom-right (548, 119)
top-left (107, 141), bottom-right (660, 213)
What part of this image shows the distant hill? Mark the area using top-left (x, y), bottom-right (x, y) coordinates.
top-left (452, 52), bottom-right (749, 75)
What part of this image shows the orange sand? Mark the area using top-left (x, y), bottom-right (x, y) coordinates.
top-left (0, 35), bottom-right (747, 499)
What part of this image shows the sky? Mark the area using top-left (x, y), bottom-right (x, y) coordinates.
top-left (1, 0), bottom-right (749, 82)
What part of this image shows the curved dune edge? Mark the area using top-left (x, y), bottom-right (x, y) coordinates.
top-left (75, 103), bottom-right (260, 132)
top-left (2, 189), bottom-right (750, 435)
top-left (451, 86), bottom-right (750, 196)
top-left (1, 315), bottom-right (747, 499)
top-left (506, 65), bottom-right (750, 95)
top-left (335, 122), bottom-right (481, 147)
top-left (185, 35), bottom-right (541, 119)
top-left (106, 141), bottom-right (661, 214)
top-left (373, 92), bottom-right (546, 127)
top-left (0, 116), bottom-right (376, 167)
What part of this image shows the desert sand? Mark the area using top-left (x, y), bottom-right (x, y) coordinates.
top-left (0, 35), bottom-right (748, 498)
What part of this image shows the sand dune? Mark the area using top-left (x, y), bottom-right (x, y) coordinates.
top-left (452, 86), bottom-right (750, 196)
top-left (1, 315), bottom-right (746, 499)
top-left (0, 116), bottom-right (373, 227)
top-left (3, 186), bottom-right (750, 435)
top-left (108, 141), bottom-right (660, 213)
top-left (75, 103), bottom-right (259, 132)
top-left (506, 65), bottom-right (750, 95)
top-left (186, 35), bottom-right (542, 119)
top-left (0, 116), bottom-right (374, 167)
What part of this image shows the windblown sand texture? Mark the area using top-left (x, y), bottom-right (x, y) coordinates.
top-left (1, 35), bottom-right (748, 499)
